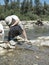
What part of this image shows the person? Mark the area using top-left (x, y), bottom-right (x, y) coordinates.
top-left (0, 22), bottom-right (4, 42)
top-left (5, 15), bottom-right (28, 43)
top-left (35, 19), bottom-right (43, 26)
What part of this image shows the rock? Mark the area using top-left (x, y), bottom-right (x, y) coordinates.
top-left (16, 36), bottom-right (24, 41)
top-left (0, 47), bottom-right (4, 50)
top-left (7, 43), bottom-right (15, 49)
top-left (8, 49), bottom-right (14, 52)
top-left (38, 36), bottom-right (49, 40)
top-left (34, 40), bottom-right (41, 46)
top-left (0, 43), bottom-right (8, 48)
top-left (44, 36), bottom-right (49, 40)
top-left (29, 40), bottom-right (36, 45)
top-left (0, 47), bottom-right (7, 55)
top-left (41, 40), bottom-right (49, 46)
top-left (30, 39), bottom-right (49, 47)
top-left (6, 40), bottom-right (17, 49)
top-left (33, 63), bottom-right (38, 65)
top-left (38, 36), bottom-right (45, 40)
top-left (9, 40), bottom-right (16, 46)
top-left (0, 35), bottom-right (4, 42)
top-left (35, 55), bottom-right (40, 59)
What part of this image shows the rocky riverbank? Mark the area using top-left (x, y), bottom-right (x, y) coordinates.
top-left (0, 20), bottom-right (49, 65)
top-left (0, 20), bottom-right (49, 51)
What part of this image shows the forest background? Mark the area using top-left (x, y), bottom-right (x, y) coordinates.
top-left (0, 0), bottom-right (49, 21)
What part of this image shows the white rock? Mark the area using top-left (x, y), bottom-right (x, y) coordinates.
top-left (0, 49), bottom-right (7, 55)
top-left (35, 55), bottom-right (39, 59)
top-left (16, 36), bottom-right (24, 41)
top-left (44, 36), bottom-right (49, 40)
top-left (41, 40), bottom-right (49, 46)
top-left (29, 40), bottom-right (36, 44)
top-left (7, 43), bottom-right (15, 48)
top-left (0, 43), bottom-right (7, 48)
top-left (9, 40), bottom-right (16, 46)
top-left (35, 40), bottom-right (41, 44)
top-left (33, 64), bottom-right (38, 65)
top-left (38, 36), bottom-right (45, 40)
top-left (38, 36), bottom-right (49, 40)
top-left (0, 47), bottom-right (4, 50)
top-left (0, 47), bottom-right (7, 55)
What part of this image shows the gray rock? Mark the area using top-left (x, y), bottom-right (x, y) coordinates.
top-left (0, 43), bottom-right (8, 48)
top-left (9, 40), bottom-right (17, 46)
top-left (7, 43), bottom-right (15, 48)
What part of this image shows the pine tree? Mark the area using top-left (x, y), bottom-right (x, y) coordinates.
top-left (34, 0), bottom-right (42, 15)
top-left (25, 0), bottom-right (30, 12)
top-left (17, 0), bottom-right (20, 11)
top-left (21, 0), bottom-right (26, 14)
top-left (43, 1), bottom-right (49, 15)
top-left (4, 0), bottom-right (9, 9)
top-left (30, 0), bottom-right (33, 11)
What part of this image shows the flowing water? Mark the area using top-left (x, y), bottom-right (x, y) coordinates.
top-left (0, 26), bottom-right (49, 65)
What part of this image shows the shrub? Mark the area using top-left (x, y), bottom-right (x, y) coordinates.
top-left (26, 12), bottom-right (39, 20)
top-left (0, 13), bottom-right (5, 20)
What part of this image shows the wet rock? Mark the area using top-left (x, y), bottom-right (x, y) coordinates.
top-left (0, 43), bottom-right (8, 48)
top-left (33, 63), bottom-right (38, 65)
top-left (8, 49), bottom-right (14, 52)
top-left (0, 35), bottom-right (4, 42)
top-left (7, 53), bottom-right (13, 56)
top-left (38, 36), bottom-right (49, 40)
top-left (41, 40), bottom-right (49, 46)
top-left (7, 43), bottom-right (15, 49)
top-left (0, 47), bottom-right (7, 55)
top-left (0, 47), bottom-right (4, 50)
top-left (35, 55), bottom-right (40, 59)
top-left (9, 40), bottom-right (16, 46)
top-left (29, 40), bottom-right (41, 46)
top-left (16, 36), bottom-right (24, 41)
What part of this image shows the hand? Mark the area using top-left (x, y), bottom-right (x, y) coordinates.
top-left (10, 25), bottom-right (14, 28)
top-left (24, 38), bottom-right (30, 43)
top-left (11, 25), bottom-right (14, 27)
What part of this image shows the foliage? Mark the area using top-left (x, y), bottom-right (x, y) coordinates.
top-left (0, 0), bottom-right (49, 20)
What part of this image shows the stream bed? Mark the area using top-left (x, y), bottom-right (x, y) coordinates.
top-left (0, 26), bottom-right (49, 65)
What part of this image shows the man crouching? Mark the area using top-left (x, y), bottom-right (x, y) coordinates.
top-left (5, 15), bottom-right (29, 48)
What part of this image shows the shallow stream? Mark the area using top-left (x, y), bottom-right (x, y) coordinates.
top-left (0, 26), bottom-right (49, 65)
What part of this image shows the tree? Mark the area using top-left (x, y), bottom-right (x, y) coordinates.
top-left (4, 0), bottom-right (9, 9)
top-left (44, 1), bottom-right (47, 10)
top-left (21, 0), bottom-right (26, 14)
top-left (21, 0), bottom-right (31, 14)
top-left (34, 0), bottom-right (42, 15)
top-left (43, 1), bottom-right (48, 15)
top-left (9, 0), bottom-right (16, 9)
top-left (17, 0), bottom-right (20, 10)
top-left (24, 0), bottom-right (30, 13)
top-left (10, 0), bottom-right (12, 3)
top-left (30, 0), bottom-right (33, 11)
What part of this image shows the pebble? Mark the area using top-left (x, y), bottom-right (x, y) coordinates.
top-left (33, 64), bottom-right (38, 65)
